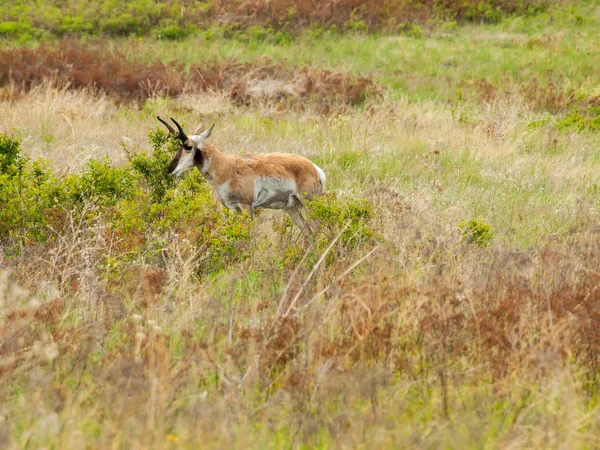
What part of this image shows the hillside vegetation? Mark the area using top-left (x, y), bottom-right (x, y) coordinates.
top-left (1, 1), bottom-right (600, 448)
top-left (1, 0), bottom-right (553, 40)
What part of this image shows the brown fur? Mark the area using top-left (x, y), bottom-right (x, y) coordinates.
top-left (202, 144), bottom-right (322, 203)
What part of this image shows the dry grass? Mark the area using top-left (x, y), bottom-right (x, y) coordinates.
top-left (467, 77), bottom-right (600, 115)
top-left (2, 204), bottom-right (600, 448)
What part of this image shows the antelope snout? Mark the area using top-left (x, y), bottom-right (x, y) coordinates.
top-left (168, 158), bottom-right (179, 176)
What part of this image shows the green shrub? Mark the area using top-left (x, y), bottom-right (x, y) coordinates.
top-left (557, 110), bottom-right (600, 133)
top-left (0, 137), bottom-right (58, 244)
top-left (462, 3), bottom-right (504, 24)
top-left (128, 129), bottom-right (178, 201)
top-left (0, 133), bottom-right (24, 176)
top-left (0, 129), bottom-right (253, 276)
top-left (57, 16), bottom-right (94, 36)
top-left (344, 10), bottom-right (369, 33)
top-left (78, 157), bottom-right (135, 205)
top-left (398, 23), bottom-right (424, 38)
top-left (0, 21), bottom-right (18, 36)
top-left (152, 24), bottom-right (195, 41)
top-left (100, 13), bottom-right (143, 36)
top-left (302, 193), bottom-right (378, 266)
top-left (306, 193), bottom-right (375, 245)
top-left (458, 218), bottom-right (494, 248)
top-left (203, 26), bottom-right (219, 42)
top-left (244, 25), bottom-right (272, 43)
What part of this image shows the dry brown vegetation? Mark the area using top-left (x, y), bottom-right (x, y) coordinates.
top-left (468, 77), bottom-right (599, 115)
top-left (0, 41), bottom-right (380, 110)
top-left (3, 203), bottom-right (600, 447)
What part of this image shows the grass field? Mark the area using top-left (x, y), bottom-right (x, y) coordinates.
top-left (2, 1), bottom-right (600, 448)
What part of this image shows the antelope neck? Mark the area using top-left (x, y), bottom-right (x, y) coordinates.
top-left (197, 144), bottom-right (235, 185)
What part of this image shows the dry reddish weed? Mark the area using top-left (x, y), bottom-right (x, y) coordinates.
top-left (468, 77), bottom-right (587, 114)
top-left (0, 41), bottom-right (380, 111)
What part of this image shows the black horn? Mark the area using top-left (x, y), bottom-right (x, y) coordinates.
top-left (170, 117), bottom-right (188, 142)
top-left (157, 116), bottom-right (176, 135)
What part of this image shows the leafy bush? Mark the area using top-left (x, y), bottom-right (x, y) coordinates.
top-left (101, 13), bottom-right (143, 36)
top-left (57, 16), bottom-right (94, 36)
top-left (0, 21), bottom-right (18, 36)
top-left (343, 10), bottom-right (369, 33)
top-left (557, 109), bottom-right (600, 133)
top-left (0, 135), bottom-right (61, 243)
top-left (298, 193), bottom-right (378, 267)
top-left (152, 24), bottom-right (195, 41)
top-left (462, 2), bottom-right (504, 23)
top-left (128, 129), bottom-right (177, 200)
top-left (0, 132), bottom-right (23, 176)
top-left (306, 193), bottom-right (375, 246)
top-left (78, 158), bottom-right (136, 205)
top-left (459, 217), bottom-right (494, 248)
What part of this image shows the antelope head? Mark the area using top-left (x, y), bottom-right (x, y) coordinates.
top-left (157, 116), bottom-right (214, 177)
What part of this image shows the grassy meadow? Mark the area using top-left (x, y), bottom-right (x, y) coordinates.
top-left (2, 0), bottom-right (600, 448)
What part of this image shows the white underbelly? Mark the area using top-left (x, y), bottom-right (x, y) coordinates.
top-left (253, 177), bottom-right (298, 210)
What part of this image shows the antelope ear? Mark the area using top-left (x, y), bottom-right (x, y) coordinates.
top-left (203, 123), bottom-right (214, 139)
top-left (191, 123), bottom-right (215, 145)
top-left (192, 123), bottom-right (205, 136)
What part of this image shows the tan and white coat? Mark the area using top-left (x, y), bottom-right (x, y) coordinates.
top-left (159, 117), bottom-right (326, 232)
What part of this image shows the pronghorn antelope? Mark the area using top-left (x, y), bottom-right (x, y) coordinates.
top-left (158, 116), bottom-right (326, 233)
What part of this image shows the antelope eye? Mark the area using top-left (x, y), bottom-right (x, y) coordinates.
top-left (184, 144), bottom-right (193, 152)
